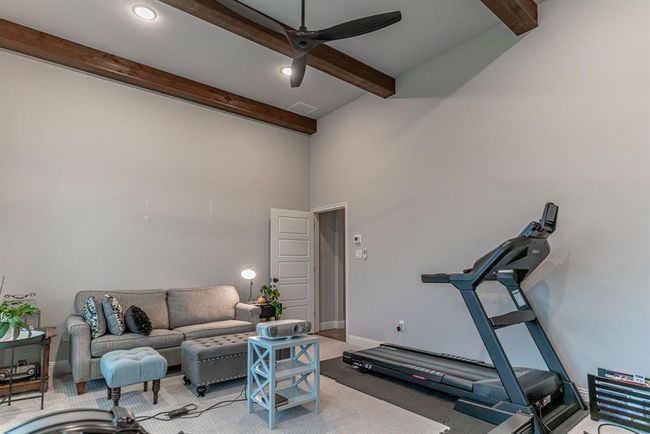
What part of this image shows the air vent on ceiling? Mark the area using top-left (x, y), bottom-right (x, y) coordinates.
top-left (288, 101), bottom-right (317, 116)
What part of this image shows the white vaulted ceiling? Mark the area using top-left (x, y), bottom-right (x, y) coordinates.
top-left (0, 0), bottom-right (499, 118)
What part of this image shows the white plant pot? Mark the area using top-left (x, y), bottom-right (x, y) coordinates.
top-left (0, 325), bottom-right (15, 342)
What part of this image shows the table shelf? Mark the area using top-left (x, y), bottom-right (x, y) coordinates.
top-left (253, 384), bottom-right (316, 412)
top-left (247, 335), bottom-right (320, 430)
top-left (254, 358), bottom-right (315, 381)
top-left (0, 327), bottom-right (56, 410)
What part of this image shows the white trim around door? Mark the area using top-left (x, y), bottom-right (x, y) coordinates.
top-left (311, 202), bottom-right (349, 343)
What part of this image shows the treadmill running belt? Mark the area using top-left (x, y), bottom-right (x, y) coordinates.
top-left (345, 346), bottom-right (561, 402)
top-left (363, 347), bottom-right (499, 381)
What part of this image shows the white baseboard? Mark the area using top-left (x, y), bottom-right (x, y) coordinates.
top-left (320, 320), bottom-right (346, 330)
top-left (347, 334), bottom-right (381, 349)
top-left (49, 360), bottom-right (70, 376)
top-left (577, 386), bottom-right (589, 404)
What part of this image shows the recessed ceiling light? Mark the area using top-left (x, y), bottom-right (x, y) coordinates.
top-left (280, 67), bottom-right (292, 77)
top-left (133, 5), bottom-right (157, 21)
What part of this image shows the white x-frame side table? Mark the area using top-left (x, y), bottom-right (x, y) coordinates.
top-left (247, 335), bottom-right (320, 430)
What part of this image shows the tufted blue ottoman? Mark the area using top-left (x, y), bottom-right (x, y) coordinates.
top-left (100, 347), bottom-right (167, 406)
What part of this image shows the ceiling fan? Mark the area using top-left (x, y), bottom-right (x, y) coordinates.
top-left (217, 0), bottom-right (402, 88)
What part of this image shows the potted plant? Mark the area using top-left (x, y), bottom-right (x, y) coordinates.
top-left (0, 302), bottom-right (37, 342)
top-left (0, 277), bottom-right (37, 341)
top-left (260, 277), bottom-right (282, 320)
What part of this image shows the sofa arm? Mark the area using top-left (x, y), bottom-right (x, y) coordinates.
top-left (235, 303), bottom-right (261, 325)
top-left (65, 315), bottom-right (92, 386)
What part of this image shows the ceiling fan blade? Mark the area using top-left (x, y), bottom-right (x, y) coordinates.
top-left (290, 55), bottom-right (307, 88)
top-left (311, 11), bottom-right (401, 41)
top-left (215, 0), bottom-right (289, 35)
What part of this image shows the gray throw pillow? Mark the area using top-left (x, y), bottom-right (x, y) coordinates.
top-left (102, 295), bottom-right (125, 336)
top-left (82, 296), bottom-right (106, 339)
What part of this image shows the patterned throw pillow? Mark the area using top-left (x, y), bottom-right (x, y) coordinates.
top-left (82, 296), bottom-right (107, 339)
top-left (124, 306), bottom-right (152, 336)
top-left (101, 295), bottom-right (126, 336)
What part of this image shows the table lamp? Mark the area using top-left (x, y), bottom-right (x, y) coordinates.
top-left (240, 266), bottom-right (256, 302)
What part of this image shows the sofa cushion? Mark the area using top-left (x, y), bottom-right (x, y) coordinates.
top-left (90, 329), bottom-right (183, 357)
top-left (75, 290), bottom-right (169, 329)
top-left (174, 320), bottom-right (255, 340)
top-left (166, 286), bottom-right (240, 329)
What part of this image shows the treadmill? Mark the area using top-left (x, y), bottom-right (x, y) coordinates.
top-left (343, 203), bottom-right (585, 434)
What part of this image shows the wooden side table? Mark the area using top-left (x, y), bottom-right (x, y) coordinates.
top-left (247, 335), bottom-right (320, 430)
top-left (0, 327), bottom-right (56, 409)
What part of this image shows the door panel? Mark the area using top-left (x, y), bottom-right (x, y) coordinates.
top-left (278, 239), bottom-right (309, 256)
top-left (279, 262), bottom-right (309, 279)
top-left (271, 209), bottom-right (313, 326)
top-left (279, 283), bottom-right (308, 301)
top-left (281, 305), bottom-right (309, 321)
top-left (279, 216), bottom-right (309, 234)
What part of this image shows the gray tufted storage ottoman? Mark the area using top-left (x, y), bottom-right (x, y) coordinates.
top-left (181, 332), bottom-right (255, 396)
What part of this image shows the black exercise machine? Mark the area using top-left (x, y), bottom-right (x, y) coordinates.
top-left (5, 406), bottom-right (149, 433)
top-left (343, 203), bottom-right (586, 434)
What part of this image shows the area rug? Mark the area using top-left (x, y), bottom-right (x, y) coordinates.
top-left (0, 372), bottom-right (449, 433)
top-left (321, 356), bottom-right (498, 434)
top-left (321, 357), bottom-right (590, 434)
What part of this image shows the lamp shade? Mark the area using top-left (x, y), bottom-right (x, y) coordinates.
top-left (240, 267), bottom-right (256, 280)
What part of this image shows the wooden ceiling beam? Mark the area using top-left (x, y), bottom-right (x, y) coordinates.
top-left (480, 0), bottom-right (538, 35)
top-left (0, 19), bottom-right (317, 135)
top-left (159, 0), bottom-right (396, 98)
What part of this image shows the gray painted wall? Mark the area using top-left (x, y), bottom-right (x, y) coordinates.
top-left (0, 51), bottom-right (310, 362)
top-left (310, 0), bottom-right (650, 388)
top-left (318, 209), bottom-right (345, 327)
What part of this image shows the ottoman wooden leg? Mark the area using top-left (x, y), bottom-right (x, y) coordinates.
top-left (152, 379), bottom-right (160, 405)
top-left (111, 387), bottom-right (121, 407)
top-left (143, 381), bottom-right (148, 392)
top-left (107, 387), bottom-right (112, 400)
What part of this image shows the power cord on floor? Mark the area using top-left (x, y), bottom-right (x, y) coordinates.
top-left (581, 422), bottom-right (641, 434)
top-left (535, 406), bottom-right (556, 434)
top-left (136, 384), bottom-right (247, 423)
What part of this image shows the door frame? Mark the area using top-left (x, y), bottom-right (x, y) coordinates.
top-left (311, 202), bottom-right (348, 343)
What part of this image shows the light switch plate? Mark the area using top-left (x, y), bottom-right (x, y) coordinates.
top-left (355, 249), bottom-right (363, 259)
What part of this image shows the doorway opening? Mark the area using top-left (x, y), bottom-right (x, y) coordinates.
top-left (313, 204), bottom-right (347, 342)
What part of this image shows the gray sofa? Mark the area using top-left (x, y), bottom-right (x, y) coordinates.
top-left (65, 285), bottom-right (260, 394)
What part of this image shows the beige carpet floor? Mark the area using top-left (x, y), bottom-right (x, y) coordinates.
top-left (2, 334), bottom-right (613, 434)
top-left (568, 417), bottom-right (649, 434)
top-left (1, 370), bottom-right (449, 433)
top-left (4, 366), bottom-right (620, 434)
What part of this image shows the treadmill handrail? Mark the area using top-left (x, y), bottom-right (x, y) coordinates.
top-left (421, 245), bottom-right (508, 288)
top-left (449, 244), bottom-right (512, 289)
top-left (423, 203), bottom-right (558, 291)
top-left (421, 273), bottom-right (450, 283)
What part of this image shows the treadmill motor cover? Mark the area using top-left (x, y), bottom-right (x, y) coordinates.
top-left (474, 368), bottom-right (561, 403)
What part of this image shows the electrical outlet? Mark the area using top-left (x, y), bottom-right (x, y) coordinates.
top-left (397, 320), bottom-right (405, 333)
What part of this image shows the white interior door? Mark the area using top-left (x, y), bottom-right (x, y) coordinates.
top-left (270, 209), bottom-right (313, 324)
